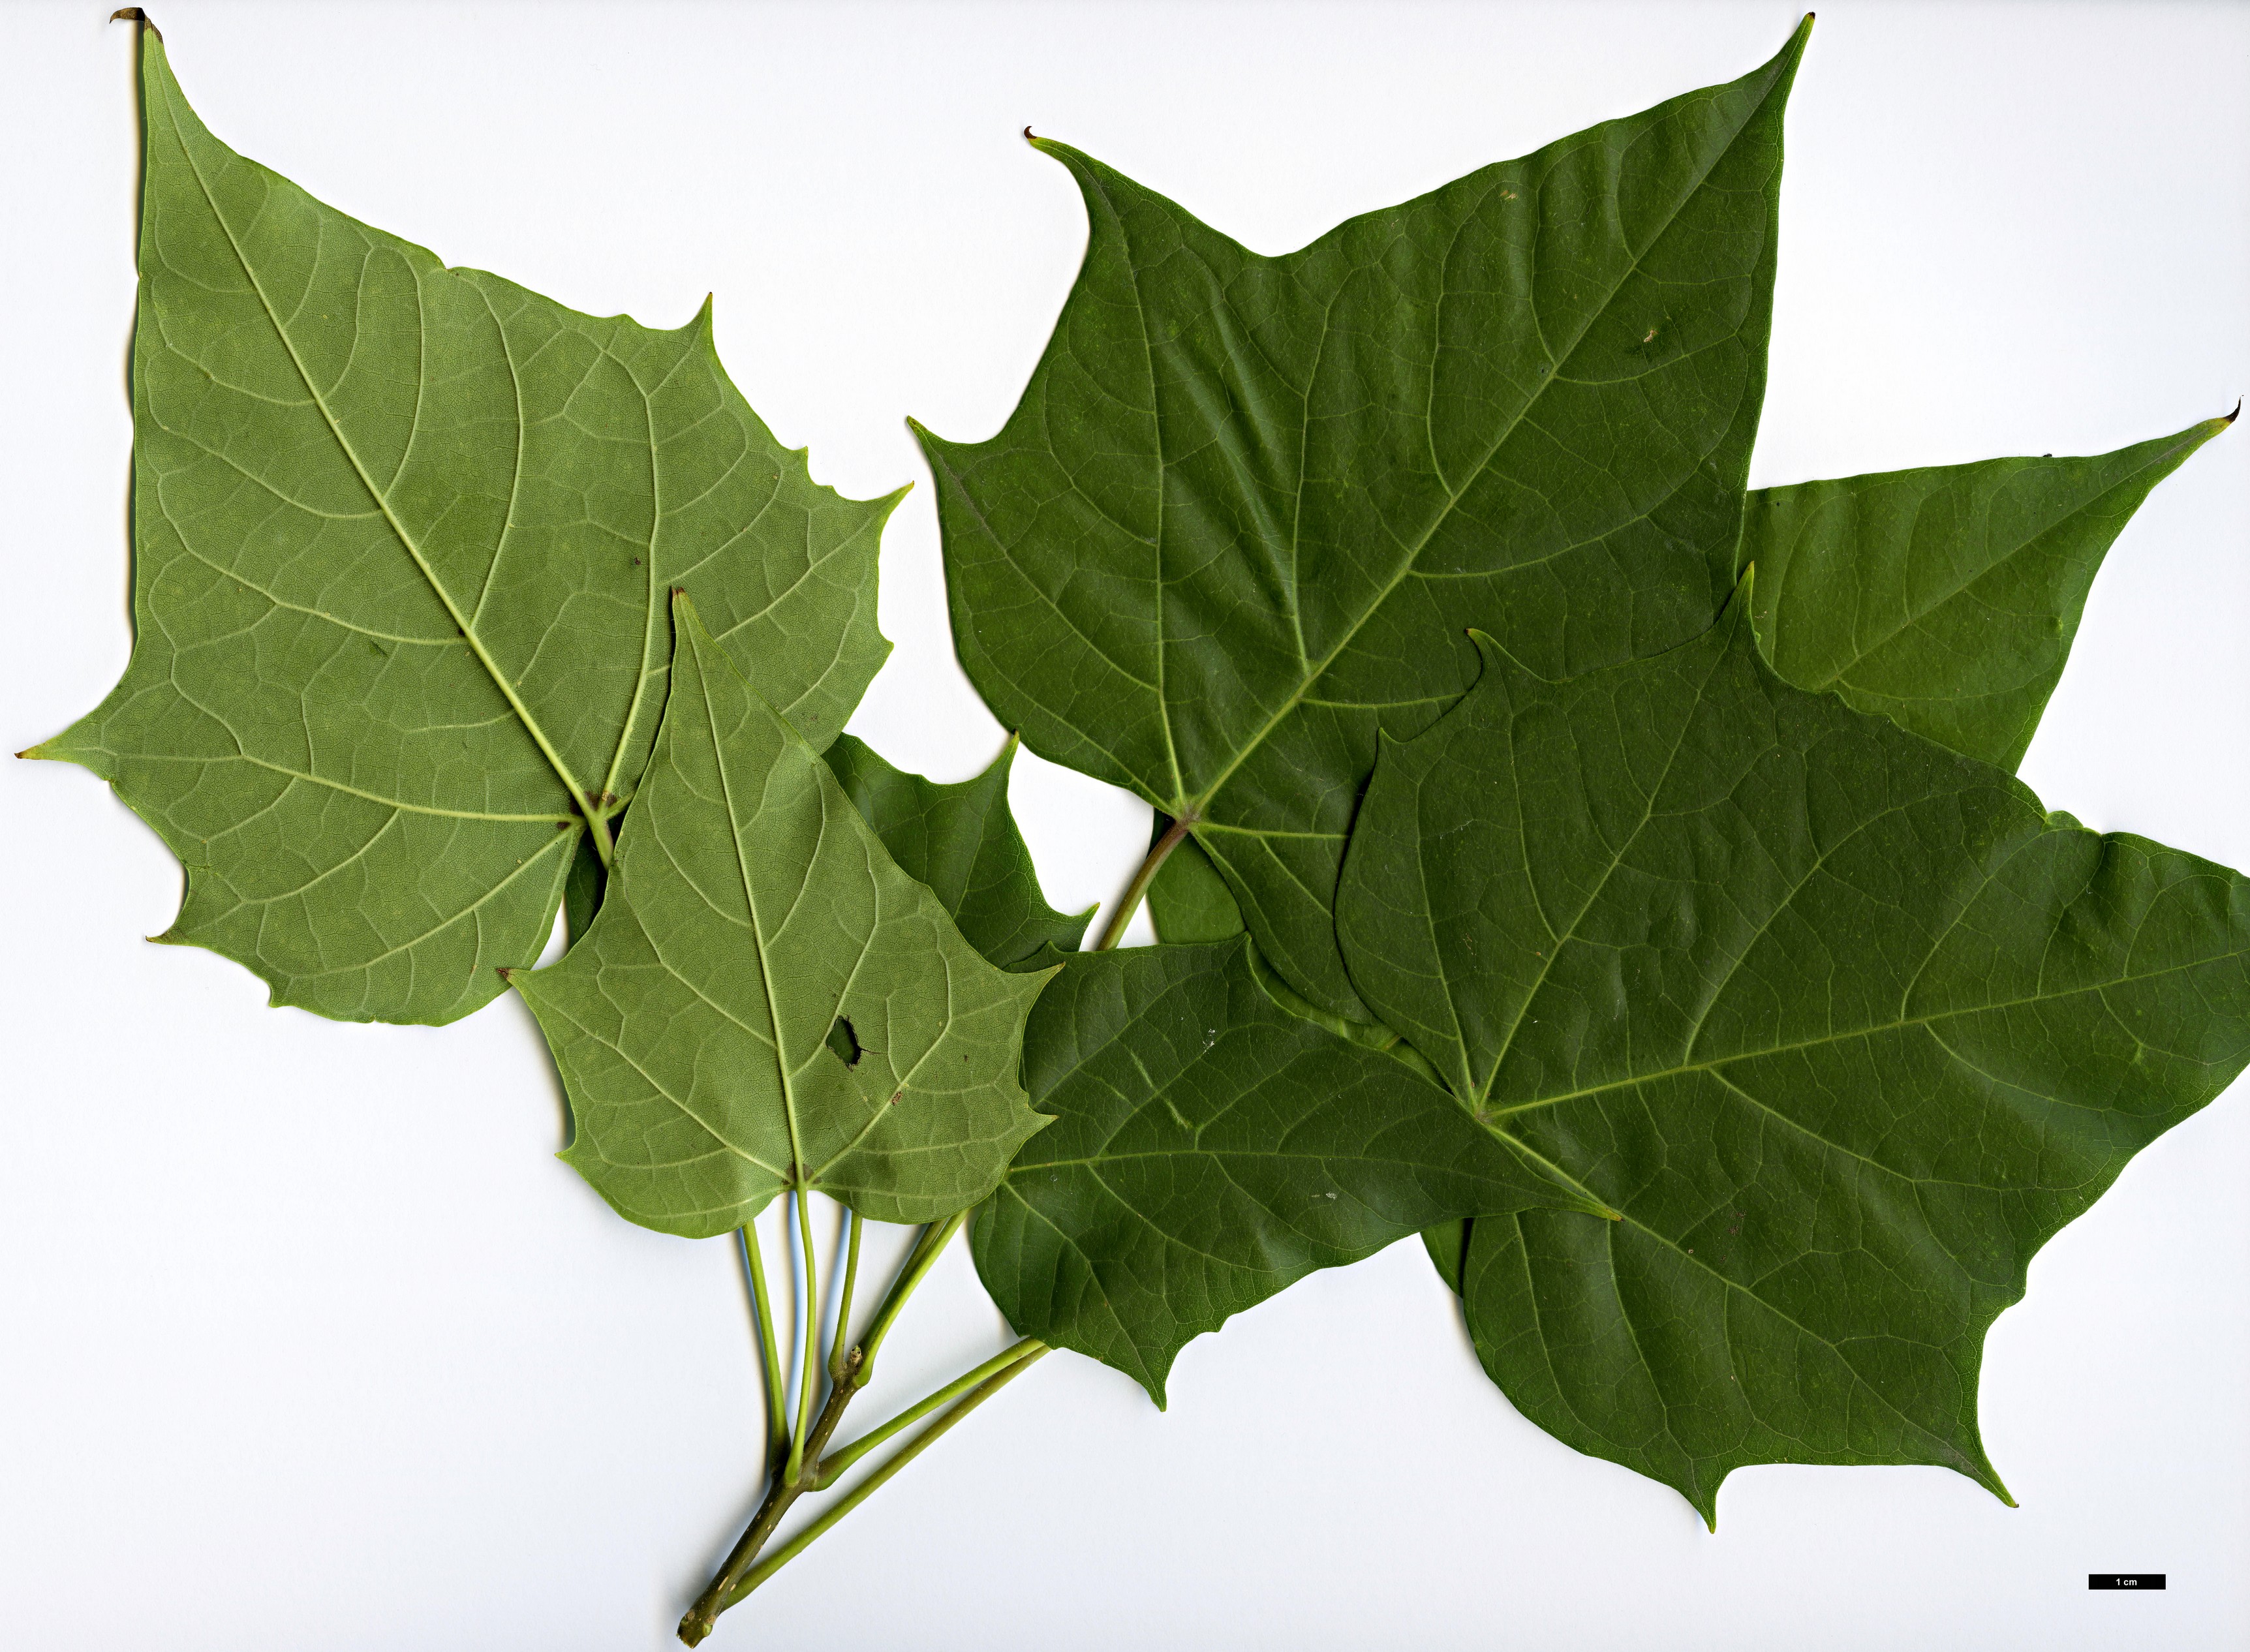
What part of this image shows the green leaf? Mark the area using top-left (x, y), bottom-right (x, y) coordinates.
top-left (1745, 416), bottom-right (2232, 769)
top-left (509, 594), bottom-right (1051, 1237)
top-left (972, 937), bottom-right (1609, 1403)
top-left (562, 834), bottom-right (607, 951)
top-left (822, 733), bottom-right (1092, 970)
top-left (1421, 1217), bottom-right (1471, 1295)
top-left (1336, 589), bottom-right (2250, 1524)
top-left (917, 22), bottom-right (1809, 1019)
top-left (27, 23), bottom-right (892, 1025)
top-left (1145, 818), bottom-right (1243, 945)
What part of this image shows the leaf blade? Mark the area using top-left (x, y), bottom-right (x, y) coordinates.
top-left (824, 733), bottom-right (1092, 969)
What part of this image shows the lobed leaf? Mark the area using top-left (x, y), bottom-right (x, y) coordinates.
top-left (31, 23), bottom-right (891, 1024)
top-left (1336, 590), bottom-right (2250, 1522)
top-left (510, 596), bottom-right (1051, 1236)
top-left (824, 733), bottom-right (1092, 970)
top-left (973, 938), bottom-right (1607, 1403)
top-left (919, 22), bottom-right (1810, 1019)
top-left (1744, 417), bottom-right (2231, 769)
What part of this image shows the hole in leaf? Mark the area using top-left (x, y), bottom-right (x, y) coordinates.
top-left (825, 1016), bottom-right (861, 1068)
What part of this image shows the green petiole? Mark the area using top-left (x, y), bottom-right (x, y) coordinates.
top-left (815, 1337), bottom-right (1043, 1490)
top-left (827, 1209), bottom-right (863, 1386)
top-left (737, 1221), bottom-right (788, 1466)
top-left (784, 1190), bottom-right (821, 1487)
top-left (719, 1345), bottom-right (1052, 1612)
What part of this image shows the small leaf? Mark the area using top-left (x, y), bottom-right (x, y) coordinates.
top-left (918, 22), bottom-right (1810, 1019)
top-left (29, 24), bottom-right (891, 1024)
top-left (973, 938), bottom-right (1606, 1404)
top-left (1145, 818), bottom-right (1243, 945)
top-left (1337, 587), bottom-right (2250, 1523)
top-left (1745, 416), bottom-right (2231, 769)
top-left (511, 596), bottom-right (1051, 1236)
top-left (824, 733), bottom-right (1091, 970)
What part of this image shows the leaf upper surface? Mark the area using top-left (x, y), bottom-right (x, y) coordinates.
top-left (512, 596), bottom-right (1051, 1237)
top-left (33, 27), bottom-right (891, 1024)
top-left (1336, 593), bottom-right (2250, 1522)
top-left (972, 938), bottom-right (1605, 1403)
top-left (1745, 418), bottom-right (2230, 770)
top-left (920, 23), bottom-right (1808, 1018)
top-left (824, 733), bottom-right (1092, 970)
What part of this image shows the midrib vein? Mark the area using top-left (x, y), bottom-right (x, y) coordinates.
top-left (170, 95), bottom-right (605, 845)
top-left (695, 632), bottom-right (809, 1191)
top-left (1795, 442), bottom-right (2206, 687)
top-left (1487, 946), bottom-right (2249, 1124)
top-left (1090, 174), bottom-right (1188, 807)
top-left (602, 367), bottom-right (664, 803)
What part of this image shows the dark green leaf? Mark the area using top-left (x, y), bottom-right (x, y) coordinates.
top-left (1337, 590), bottom-right (2250, 1523)
top-left (562, 834), bottom-right (607, 951)
top-left (510, 596), bottom-right (1051, 1237)
top-left (917, 23), bottom-right (1809, 1019)
top-left (972, 938), bottom-right (1609, 1403)
top-left (28, 25), bottom-right (892, 1024)
top-left (1145, 818), bottom-right (1244, 944)
top-left (1421, 1217), bottom-right (1471, 1294)
top-left (1746, 416), bottom-right (2232, 769)
top-left (824, 733), bottom-right (1091, 970)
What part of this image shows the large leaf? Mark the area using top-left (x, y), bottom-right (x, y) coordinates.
top-left (1744, 416), bottom-right (2231, 769)
top-left (917, 22), bottom-right (1810, 1019)
top-left (510, 596), bottom-right (1050, 1236)
top-left (27, 22), bottom-right (892, 1024)
top-left (1336, 591), bottom-right (2250, 1523)
top-left (824, 733), bottom-right (1091, 970)
top-left (972, 938), bottom-right (1609, 1403)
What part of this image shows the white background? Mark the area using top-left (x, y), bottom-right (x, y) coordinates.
top-left (3, 2), bottom-right (2245, 1647)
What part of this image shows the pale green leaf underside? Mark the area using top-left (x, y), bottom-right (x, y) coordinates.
top-left (923, 23), bottom-right (1808, 1020)
top-left (35, 27), bottom-right (891, 1024)
top-left (1746, 417), bottom-right (2230, 771)
top-left (824, 733), bottom-right (1092, 970)
top-left (1338, 594), bottom-right (2250, 1522)
top-left (513, 596), bottom-right (1051, 1238)
top-left (972, 938), bottom-right (1604, 1403)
